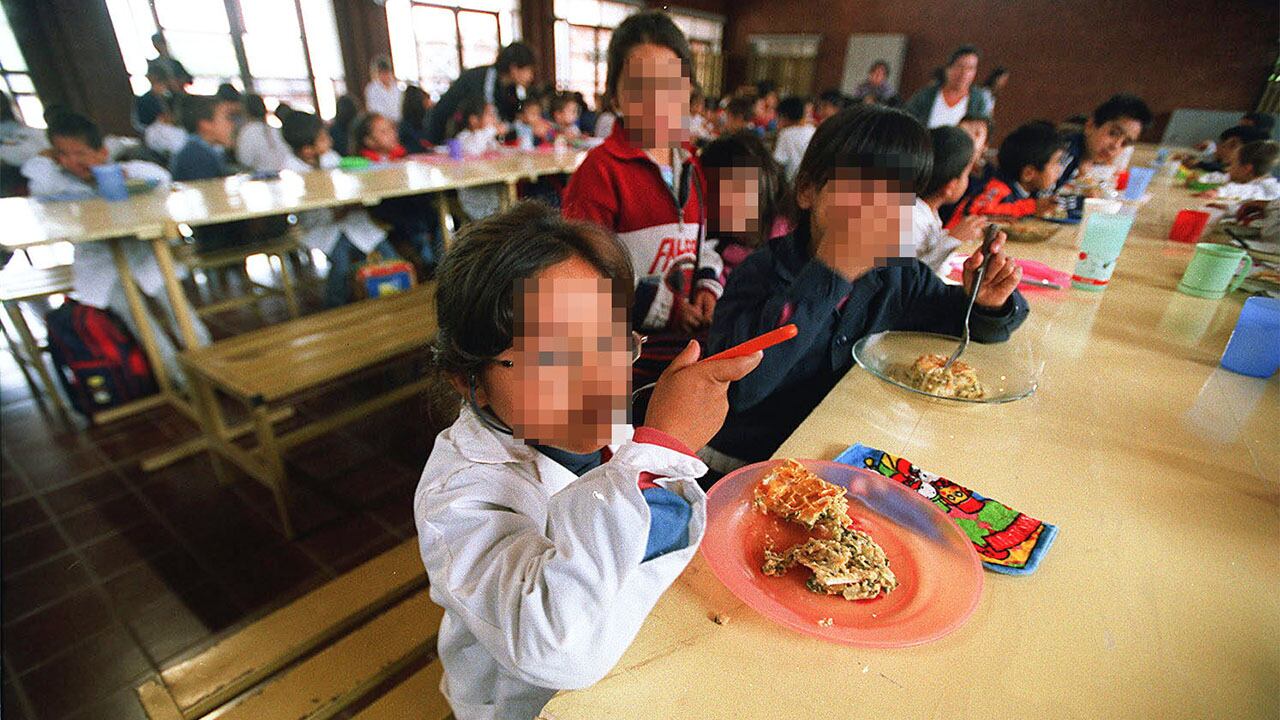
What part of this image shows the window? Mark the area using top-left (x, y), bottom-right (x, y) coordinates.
top-left (385, 0), bottom-right (521, 99)
top-left (0, 7), bottom-right (43, 127)
top-left (552, 2), bottom-right (724, 106)
top-left (105, 0), bottom-right (346, 119)
top-left (552, 0), bottom-right (636, 104)
top-left (747, 34), bottom-right (821, 97)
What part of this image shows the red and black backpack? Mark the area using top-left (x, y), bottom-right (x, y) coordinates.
top-left (45, 300), bottom-right (158, 418)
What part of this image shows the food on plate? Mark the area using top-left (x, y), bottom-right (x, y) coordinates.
top-left (1000, 220), bottom-right (1057, 243)
top-left (752, 459), bottom-right (849, 530)
top-left (763, 524), bottom-right (898, 601)
top-left (892, 353), bottom-right (985, 399)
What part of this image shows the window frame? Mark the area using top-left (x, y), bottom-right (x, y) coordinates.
top-left (0, 9), bottom-right (43, 127)
top-left (388, 0), bottom-right (518, 99)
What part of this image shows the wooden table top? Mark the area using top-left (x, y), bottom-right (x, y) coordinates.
top-left (0, 148), bottom-right (586, 248)
top-left (543, 149), bottom-right (1279, 718)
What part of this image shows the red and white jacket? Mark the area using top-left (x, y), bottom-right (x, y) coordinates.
top-left (563, 121), bottom-right (723, 331)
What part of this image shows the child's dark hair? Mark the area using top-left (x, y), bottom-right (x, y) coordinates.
top-left (215, 83), bottom-right (241, 104)
top-left (1237, 140), bottom-right (1280, 177)
top-left (1242, 112), bottom-right (1275, 133)
top-left (46, 111), bottom-right (104, 149)
top-left (922, 126), bottom-right (975, 199)
top-left (373, 55), bottom-right (392, 73)
top-left (1221, 124), bottom-right (1270, 145)
top-left (459, 96), bottom-right (489, 126)
top-left (432, 201), bottom-right (635, 380)
top-left (349, 111), bottom-right (382, 151)
top-left (281, 111), bottom-right (324, 155)
top-left (178, 94), bottom-right (218, 135)
top-left (605, 11), bottom-right (692, 108)
top-left (817, 89), bottom-right (848, 109)
top-left (983, 67), bottom-right (1008, 88)
top-left (777, 96), bottom-right (807, 123)
top-left (755, 80), bottom-right (777, 98)
top-left (333, 94), bottom-right (360, 127)
top-left (700, 130), bottom-right (790, 248)
top-left (793, 105), bottom-right (932, 204)
top-left (244, 93), bottom-right (268, 121)
top-left (1091, 94), bottom-right (1152, 128)
top-left (496, 42), bottom-right (536, 74)
top-left (725, 96), bottom-right (754, 121)
top-left (997, 121), bottom-right (1064, 180)
top-left (402, 85), bottom-right (429, 131)
top-left (947, 45), bottom-right (980, 66)
top-left (549, 92), bottom-right (576, 116)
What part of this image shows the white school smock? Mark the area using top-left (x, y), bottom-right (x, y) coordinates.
top-left (414, 404), bottom-right (708, 720)
top-left (1216, 176), bottom-right (1280, 202)
top-left (20, 156), bottom-right (171, 307)
top-left (281, 152), bottom-right (387, 255)
top-left (144, 121), bottom-right (187, 156)
top-left (773, 123), bottom-right (816, 181)
top-left (911, 197), bottom-right (962, 273)
top-left (235, 121), bottom-right (292, 172)
top-left (365, 79), bottom-right (403, 123)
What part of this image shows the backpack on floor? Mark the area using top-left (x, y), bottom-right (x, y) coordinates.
top-left (45, 300), bottom-right (158, 418)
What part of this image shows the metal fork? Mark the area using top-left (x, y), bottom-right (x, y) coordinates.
top-left (941, 224), bottom-right (1001, 372)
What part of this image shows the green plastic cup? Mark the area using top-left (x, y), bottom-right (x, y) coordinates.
top-left (1176, 243), bottom-right (1254, 299)
top-left (1072, 211), bottom-right (1135, 291)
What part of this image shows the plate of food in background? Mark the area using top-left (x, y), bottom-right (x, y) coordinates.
top-left (702, 459), bottom-right (983, 647)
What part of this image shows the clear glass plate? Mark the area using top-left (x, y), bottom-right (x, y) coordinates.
top-left (852, 330), bottom-right (1041, 404)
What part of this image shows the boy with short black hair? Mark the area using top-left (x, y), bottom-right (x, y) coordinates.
top-left (1056, 93), bottom-right (1151, 193)
top-left (951, 120), bottom-right (1063, 222)
top-left (772, 95), bottom-right (814, 181)
top-left (915, 126), bottom-right (986, 271)
top-left (724, 96), bottom-right (754, 134)
top-left (170, 94), bottom-right (236, 180)
top-left (814, 89), bottom-right (849, 125)
top-left (1201, 140), bottom-right (1280, 203)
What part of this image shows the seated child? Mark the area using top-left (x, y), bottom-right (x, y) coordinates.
top-left (1199, 140), bottom-right (1280, 203)
top-left (1186, 124), bottom-right (1271, 173)
top-left (416, 201), bottom-right (760, 720)
top-left (21, 111), bottom-right (209, 382)
top-left (1056, 94), bottom-right (1151, 194)
top-left (939, 114), bottom-right (993, 223)
top-left (549, 92), bottom-right (583, 141)
top-left (723, 96), bottom-right (754, 135)
top-left (280, 111), bottom-right (396, 307)
top-left (949, 120), bottom-right (1063, 224)
top-left (703, 105), bottom-right (1029, 475)
top-left (512, 96), bottom-right (553, 148)
top-left (351, 112), bottom-right (407, 162)
top-left (235, 94), bottom-right (291, 172)
top-left (701, 130), bottom-right (790, 279)
top-left (1189, 112), bottom-right (1274, 165)
top-left (772, 95), bottom-right (815, 181)
top-left (170, 94), bottom-right (237, 181)
top-left (686, 87), bottom-right (714, 141)
top-left (915, 126), bottom-right (986, 271)
top-left (455, 97), bottom-right (505, 220)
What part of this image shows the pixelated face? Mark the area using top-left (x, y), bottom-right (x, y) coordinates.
top-left (945, 53), bottom-right (979, 90)
top-left (52, 136), bottom-right (109, 181)
top-left (801, 170), bottom-right (915, 264)
top-left (485, 255), bottom-right (631, 453)
top-left (709, 166), bottom-right (761, 235)
top-left (368, 115), bottom-right (399, 151)
top-left (205, 103), bottom-right (236, 146)
top-left (1085, 117), bottom-right (1141, 164)
top-left (616, 43), bottom-right (690, 149)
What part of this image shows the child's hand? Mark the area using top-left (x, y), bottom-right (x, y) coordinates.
top-left (1034, 196), bottom-right (1058, 215)
top-left (673, 289), bottom-right (717, 334)
top-left (644, 340), bottom-right (762, 452)
top-left (950, 215), bottom-right (987, 244)
top-left (962, 231), bottom-right (1021, 310)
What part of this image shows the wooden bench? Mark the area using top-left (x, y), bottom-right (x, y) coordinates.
top-left (180, 283), bottom-right (438, 538)
top-left (135, 539), bottom-right (452, 720)
top-left (0, 263), bottom-right (75, 420)
top-left (176, 230), bottom-right (304, 320)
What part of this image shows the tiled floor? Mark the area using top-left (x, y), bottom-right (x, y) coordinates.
top-left (1, 268), bottom-right (452, 719)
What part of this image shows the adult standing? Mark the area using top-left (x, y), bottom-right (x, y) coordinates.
top-left (978, 67), bottom-right (1009, 115)
top-left (851, 60), bottom-right (900, 106)
top-left (903, 45), bottom-right (988, 128)
top-left (365, 56), bottom-right (403, 122)
top-left (148, 32), bottom-right (193, 88)
top-left (426, 42), bottom-right (536, 144)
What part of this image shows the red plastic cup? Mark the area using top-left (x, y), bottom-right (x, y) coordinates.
top-left (1169, 209), bottom-right (1211, 243)
top-left (1115, 169), bottom-right (1130, 191)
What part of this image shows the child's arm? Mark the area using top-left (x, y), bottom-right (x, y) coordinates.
top-left (896, 257), bottom-right (1029, 342)
top-left (707, 249), bottom-right (852, 411)
top-left (562, 154), bottom-right (619, 228)
top-left (965, 183), bottom-right (1039, 218)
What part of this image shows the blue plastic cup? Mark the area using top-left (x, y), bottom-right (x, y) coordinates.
top-left (1220, 296), bottom-right (1280, 378)
top-left (1122, 166), bottom-right (1155, 200)
top-left (447, 138), bottom-right (464, 160)
top-left (91, 163), bottom-right (129, 201)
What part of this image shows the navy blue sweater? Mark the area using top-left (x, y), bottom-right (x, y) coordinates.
top-left (706, 230), bottom-right (1030, 463)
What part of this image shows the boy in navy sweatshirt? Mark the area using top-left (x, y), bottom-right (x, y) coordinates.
top-left (702, 106), bottom-right (1029, 476)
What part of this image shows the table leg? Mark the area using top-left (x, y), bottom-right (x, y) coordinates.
top-left (186, 371), bottom-right (231, 486)
top-left (109, 238), bottom-right (173, 396)
top-left (275, 252), bottom-right (300, 318)
top-left (149, 230), bottom-right (202, 349)
top-left (2, 300), bottom-right (73, 421)
top-left (435, 193), bottom-right (453, 252)
top-left (251, 401), bottom-right (295, 539)
top-left (503, 180), bottom-right (518, 209)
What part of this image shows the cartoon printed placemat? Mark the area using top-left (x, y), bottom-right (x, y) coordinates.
top-left (835, 444), bottom-right (1058, 576)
